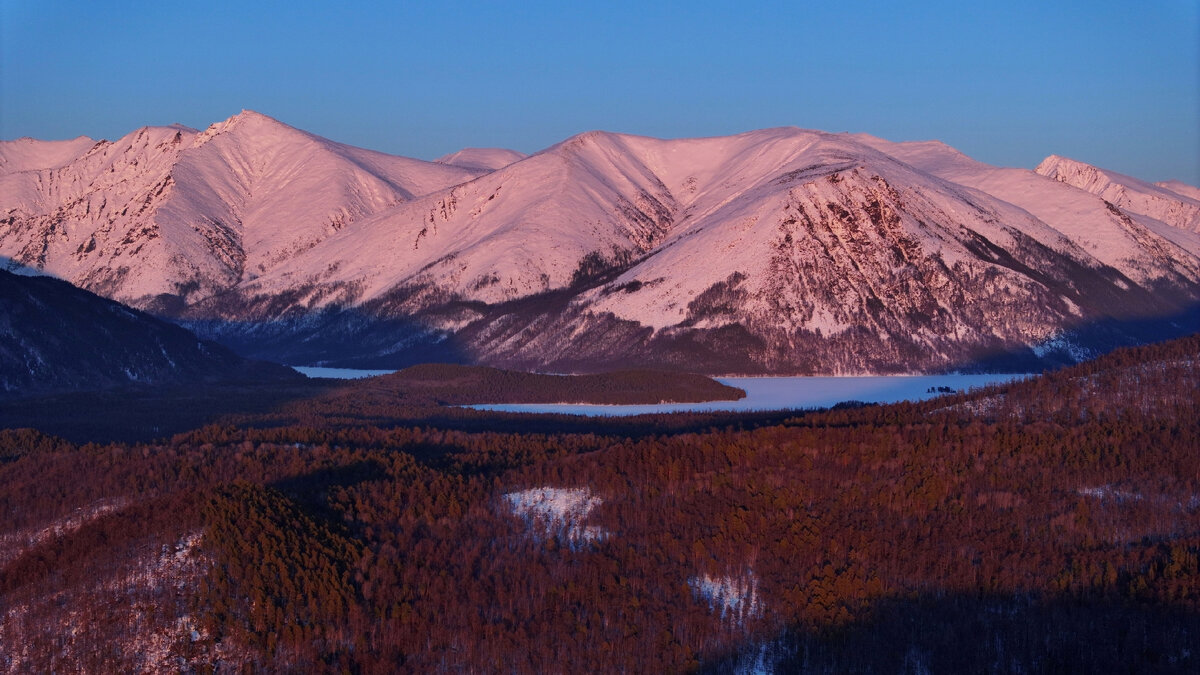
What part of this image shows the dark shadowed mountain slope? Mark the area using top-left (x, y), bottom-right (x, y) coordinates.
top-left (0, 269), bottom-right (296, 396)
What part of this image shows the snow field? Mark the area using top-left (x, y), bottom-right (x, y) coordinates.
top-left (502, 486), bottom-right (609, 549)
top-left (687, 570), bottom-right (763, 624)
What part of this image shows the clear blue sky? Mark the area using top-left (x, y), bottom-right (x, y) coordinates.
top-left (3, 1), bottom-right (1197, 184)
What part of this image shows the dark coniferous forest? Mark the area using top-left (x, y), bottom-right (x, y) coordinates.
top-left (1, 335), bottom-right (1198, 672)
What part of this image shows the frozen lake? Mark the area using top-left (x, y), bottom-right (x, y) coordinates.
top-left (292, 366), bottom-right (395, 379)
top-left (290, 367), bottom-right (1028, 416)
top-left (467, 374), bottom-right (1029, 416)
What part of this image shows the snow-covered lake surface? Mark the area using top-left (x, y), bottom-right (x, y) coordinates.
top-left (468, 374), bottom-right (1030, 416)
top-left (291, 366), bottom-right (395, 379)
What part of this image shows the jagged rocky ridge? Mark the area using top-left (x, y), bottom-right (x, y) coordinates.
top-left (0, 269), bottom-right (295, 396)
top-left (3, 112), bottom-right (1199, 373)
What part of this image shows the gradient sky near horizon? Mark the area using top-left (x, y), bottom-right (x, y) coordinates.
top-left (3, 1), bottom-right (1198, 184)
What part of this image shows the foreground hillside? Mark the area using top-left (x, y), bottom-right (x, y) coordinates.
top-left (0, 334), bottom-right (1196, 672)
top-left (5, 113), bottom-right (1200, 373)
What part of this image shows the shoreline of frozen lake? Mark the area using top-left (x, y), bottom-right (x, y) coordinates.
top-left (466, 374), bottom-right (1029, 416)
top-left (291, 366), bottom-right (395, 379)
top-left (289, 368), bottom-right (1029, 415)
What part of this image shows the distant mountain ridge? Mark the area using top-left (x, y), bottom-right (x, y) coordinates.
top-left (435, 147), bottom-right (527, 171)
top-left (4, 112), bottom-right (1199, 374)
top-left (0, 111), bottom-right (482, 312)
top-left (1034, 154), bottom-right (1200, 233)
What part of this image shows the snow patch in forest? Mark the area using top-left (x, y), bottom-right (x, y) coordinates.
top-left (688, 571), bottom-right (762, 624)
top-left (121, 532), bottom-right (211, 671)
top-left (1078, 485), bottom-right (1200, 510)
top-left (0, 530), bottom-right (214, 673)
top-left (1078, 485), bottom-right (1144, 502)
top-left (502, 487), bottom-right (608, 549)
top-left (0, 498), bottom-right (130, 568)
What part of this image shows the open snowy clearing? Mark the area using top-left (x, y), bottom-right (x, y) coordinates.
top-left (502, 487), bottom-right (609, 549)
top-left (689, 571), bottom-right (763, 624)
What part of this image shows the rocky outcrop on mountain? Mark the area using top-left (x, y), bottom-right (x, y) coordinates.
top-left (1035, 155), bottom-right (1200, 233)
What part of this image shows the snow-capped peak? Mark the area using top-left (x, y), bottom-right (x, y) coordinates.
top-left (0, 135), bottom-right (98, 173)
top-left (1035, 154), bottom-right (1112, 191)
top-left (435, 147), bottom-right (527, 171)
top-left (1156, 180), bottom-right (1200, 202)
top-left (0, 112), bottom-right (482, 308)
top-left (192, 109), bottom-right (303, 147)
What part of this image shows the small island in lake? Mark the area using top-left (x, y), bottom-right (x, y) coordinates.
top-left (370, 364), bottom-right (747, 405)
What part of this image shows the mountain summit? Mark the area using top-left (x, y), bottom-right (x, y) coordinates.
top-left (4, 115), bottom-right (1199, 373)
top-left (0, 111), bottom-right (482, 311)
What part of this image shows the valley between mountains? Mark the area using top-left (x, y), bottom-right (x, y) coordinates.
top-left (4, 111), bottom-right (1199, 374)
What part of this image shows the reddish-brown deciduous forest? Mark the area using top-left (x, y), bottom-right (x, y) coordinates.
top-left (1, 336), bottom-right (1198, 672)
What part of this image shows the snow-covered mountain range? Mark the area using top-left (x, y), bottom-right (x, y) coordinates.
top-left (4, 111), bottom-right (1199, 373)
